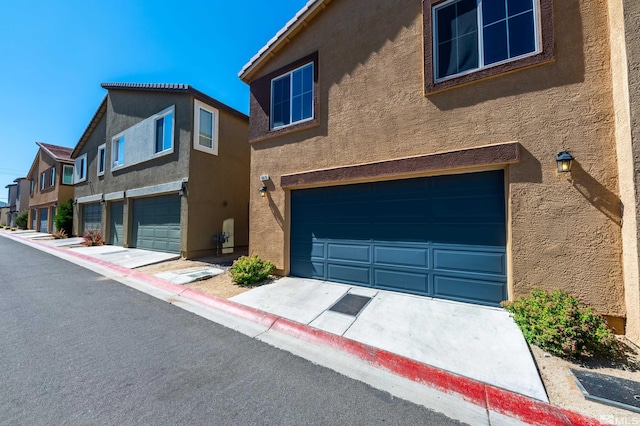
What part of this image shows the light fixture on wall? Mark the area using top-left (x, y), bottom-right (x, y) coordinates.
top-left (259, 185), bottom-right (268, 198)
top-left (556, 151), bottom-right (573, 173)
top-left (100, 198), bottom-right (105, 205)
top-left (179, 183), bottom-right (187, 197)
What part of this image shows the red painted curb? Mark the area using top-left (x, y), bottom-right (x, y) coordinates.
top-left (2, 232), bottom-right (609, 426)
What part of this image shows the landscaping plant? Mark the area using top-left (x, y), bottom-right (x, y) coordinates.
top-left (502, 289), bottom-right (620, 359)
top-left (230, 255), bottom-right (275, 286)
top-left (53, 229), bottom-right (68, 239)
top-left (81, 229), bottom-right (104, 247)
top-left (54, 199), bottom-right (73, 236)
top-left (15, 211), bottom-right (28, 229)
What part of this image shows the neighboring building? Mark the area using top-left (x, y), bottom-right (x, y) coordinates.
top-left (240, 0), bottom-right (640, 341)
top-left (14, 177), bottom-right (30, 220)
top-left (70, 83), bottom-right (249, 258)
top-left (5, 183), bottom-right (17, 226)
top-left (26, 143), bottom-right (75, 233)
top-left (0, 206), bottom-right (8, 227)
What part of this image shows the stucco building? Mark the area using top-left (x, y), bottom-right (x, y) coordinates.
top-left (71, 83), bottom-right (249, 259)
top-left (26, 143), bottom-right (75, 233)
top-left (240, 0), bottom-right (640, 342)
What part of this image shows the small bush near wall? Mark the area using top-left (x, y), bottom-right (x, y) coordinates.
top-left (54, 199), bottom-right (73, 236)
top-left (53, 229), bottom-right (68, 239)
top-left (81, 229), bottom-right (104, 247)
top-left (502, 289), bottom-right (621, 359)
top-left (15, 211), bottom-right (28, 229)
top-left (230, 255), bottom-right (275, 286)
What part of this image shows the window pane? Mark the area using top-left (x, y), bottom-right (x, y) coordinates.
top-left (99, 148), bottom-right (105, 172)
top-left (483, 21), bottom-right (508, 64)
top-left (302, 92), bottom-right (313, 120)
top-left (508, 11), bottom-right (535, 57)
top-left (155, 117), bottom-right (164, 153)
top-left (437, 3), bottom-right (457, 42)
top-left (457, 32), bottom-right (479, 72)
top-left (292, 95), bottom-right (302, 123)
top-left (63, 166), bottom-right (73, 184)
top-left (457, 0), bottom-right (478, 36)
top-left (292, 69), bottom-right (304, 97)
top-left (482, 0), bottom-right (506, 26)
top-left (302, 64), bottom-right (313, 92)
top-left (437, 40), bottom-right (456, 79)
top-left (164, 113), bottom-right (173, 151)
top-left (271, 75), bottom-right (291, 128)
top-left (199, 109), bottom-right (213, 148)
top-left (507, 0), bottom-right (533, 16)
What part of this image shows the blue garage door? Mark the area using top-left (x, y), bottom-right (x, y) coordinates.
top-left (132, 195), bottom-right (181, 253)
top-left (82, 203), bottom-right (102, 233)
top-left (290, 170), bottom-right (507, 306)
top-left (109, 201), bottom-right (124, 246)
top-left (39, 208), bottom-right (48, 233)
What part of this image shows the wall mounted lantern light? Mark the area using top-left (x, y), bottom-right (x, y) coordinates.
top-left (179, 183), bottom-right (187, 197)
top-left (556, 151), bottom-right (573, 173)
top-left (259, 185), bottom-right (268, 197)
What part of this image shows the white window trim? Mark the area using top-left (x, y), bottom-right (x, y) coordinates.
top-left (97, 144), bottom-right (106, 177)
top-left (432, 0), bottom-right (541, 83)
top-left (270, 62), bottom-right (315, 130)
top-left (153, 106), bottom-right (175, 157)
top-left (112, 135), bottom-right (125, 170)
top-left (193, 99), bottom-right (219, 156)
top-left (62, 165), bottom-right (74, 185)
top-left (40, 172), bottom-right (45, 190)
top-left (75, 153), bottom-right (88, 183)
top-left (50, 167), bottom-right (55, 186)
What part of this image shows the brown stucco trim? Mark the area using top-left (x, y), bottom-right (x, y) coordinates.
top-left (281, 142), bottom-right (520, 188)
top-left (423, 0), bottom-right (555, 94)
top-left (249, 52), bottom-right (320, 143)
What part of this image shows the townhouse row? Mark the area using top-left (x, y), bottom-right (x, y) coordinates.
top-left (5, 0), bottom-right (640, 345)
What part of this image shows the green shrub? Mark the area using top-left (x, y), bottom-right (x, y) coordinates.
top-left (502, 289), bottom-right (620, 359)
top-left (81, 229), bottom-right (104, 247)
top-left (230, 255), bottom-right (275, 286)
top-left (15, 211), bottom-right (28, 229)
top-left (54, 199), bottom-right (73, 236)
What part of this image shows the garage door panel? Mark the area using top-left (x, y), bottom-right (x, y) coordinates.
top-left (327, 243), bottom-right (370, 262)
top-left (82, 203), bottom-right (102, 233)
top-left (434, 249), bottom-right (505, 275)
top-left (132, 195), bottom-right (180, 253)
top-left (375, 269), bottom-right (429, 293)
top-left (434, 275), bottom-right (506, 306)
top-left (290, 170), bottom-right (507, 306)
top-left (327, 264), bottom-right (371, 286)
top-left (109, 202), bottom-right (124, 246)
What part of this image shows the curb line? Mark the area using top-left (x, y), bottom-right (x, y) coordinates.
top-left (1, 232), bottom-right (608, 425)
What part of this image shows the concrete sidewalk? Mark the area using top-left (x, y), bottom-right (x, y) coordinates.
top-left (0, 230), bottom-right (606, 425)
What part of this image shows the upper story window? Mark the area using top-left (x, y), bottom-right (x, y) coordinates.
top-left (193, 99), bottom-right (219, 155)
top-left (270, 62), bottom-right (314, 129)
top-left (50, 167), bottom-right (55, 186)
top-left (40, 172), bottom-right (46, 190)
top-left (97, 144), bottom-right (106, 176)
top-left (62, 165), bottom-right (74, 185)
top-left (30, 180), bottom-right (34, 195)
top-left (112, 136), bottom-right (125, 168)
top-left (155, 111), bottom-right (174, 154)
top-left (424, 0), bottom-right (553, 93)
top-left (74, 154), bottom-right (87, 183)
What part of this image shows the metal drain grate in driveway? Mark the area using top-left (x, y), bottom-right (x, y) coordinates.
top-left (328, 294), bottom-right (372, 316)
top-left (571, 369), bottom-right (640, 413)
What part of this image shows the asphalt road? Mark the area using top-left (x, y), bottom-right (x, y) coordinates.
top-left (0, 236), bottom-right (465, 426)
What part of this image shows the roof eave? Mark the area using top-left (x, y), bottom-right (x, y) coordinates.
top-left (239, 0), bottom-right (331, 83)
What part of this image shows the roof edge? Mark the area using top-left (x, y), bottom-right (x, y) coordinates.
top-left (239, 0), bottom-right (331, 83)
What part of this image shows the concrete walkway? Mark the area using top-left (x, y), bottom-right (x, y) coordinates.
top-left (231, 277), bottom-right (547, 402)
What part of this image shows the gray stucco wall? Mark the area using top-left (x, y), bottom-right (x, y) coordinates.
top-left (625, 1), bottom-right (640, 229)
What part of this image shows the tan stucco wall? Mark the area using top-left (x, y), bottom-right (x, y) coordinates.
top-left (187, 104), bottom-right (250, 258)
top-left (247, 0), bottom-right (626, 318)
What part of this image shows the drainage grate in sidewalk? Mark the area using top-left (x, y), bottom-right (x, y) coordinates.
top-left (571, 369), bottom-right (640, 413)
top-left (328, 294), bottom-right (372, 316)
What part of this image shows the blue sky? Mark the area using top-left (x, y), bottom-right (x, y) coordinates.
top-left (0, 0), bottom-right (308, 202)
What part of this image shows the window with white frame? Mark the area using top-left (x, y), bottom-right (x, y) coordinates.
top-left (193, 99), bottom-right (219, 155)
top-left (62, 165), bottom-right (74, 185)
top-left (50, 167), bottom-right (55, 186)
top-left (433, 0), bottom-right (538, 81)
top-left (270, 62), bottom-right (314, 129)
top-left (40, 172), bottom-right (45, 190)
top-left (74, 154), bottom-right (87, 183)
top-left (154, 111), bottom-right (174, 154)
top-left (30, 179), bottom-right (34, 194)
top-left (97, 144), bottom-right (106, 176)
top-left (112, 136), bottom-right (124, 168)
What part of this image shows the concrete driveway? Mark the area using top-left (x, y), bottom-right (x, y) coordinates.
top-left (230, 277), bottom-right (548, 402)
